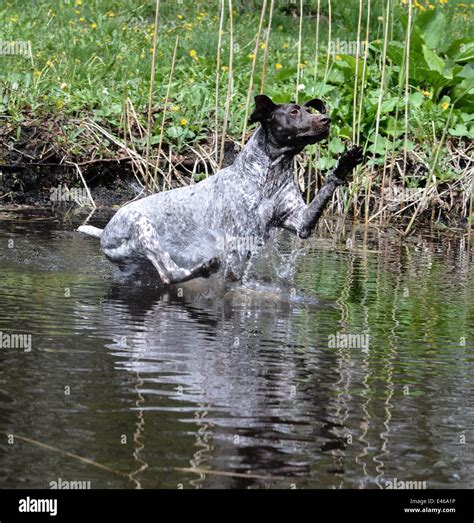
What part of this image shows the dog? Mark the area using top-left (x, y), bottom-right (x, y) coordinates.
top-left (78, 94), bottom-right (363, 283)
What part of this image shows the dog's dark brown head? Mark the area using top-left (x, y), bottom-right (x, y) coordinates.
top-left (249, 94), bottom-right (331, 149)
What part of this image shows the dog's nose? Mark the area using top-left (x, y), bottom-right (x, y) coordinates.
top-left (320, 115), bottom-right (331, 126)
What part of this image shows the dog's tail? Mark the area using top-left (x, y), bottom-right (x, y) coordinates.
top-left (77, 225), bottom-right (103, 239)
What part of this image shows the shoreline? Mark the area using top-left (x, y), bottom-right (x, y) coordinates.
top-left (0, 114), bottom-right (472, 231)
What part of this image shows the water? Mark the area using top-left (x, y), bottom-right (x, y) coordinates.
top-left (0, 209), bottom-right (472, 489)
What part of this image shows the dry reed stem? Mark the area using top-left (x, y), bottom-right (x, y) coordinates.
top-left (295, 0), bottom-right (304, 102)
top-left (352, 0), bottom-right (363, 143)
top-left (313, 0), bottom-right (321, 86)
top-left (145, 0), bottom-right (160, 192)
top-left (152, 35), bottom-right (179, 192)
top-left (215, 0), bottom-right (225, 163)
top-left (323, 0), bottom-right (332, 85)
top-left (365, 0), bottom-right (390, 225)
top-left (219, 0), bottom-right (234, 167)
top-left (241, 0), bottom-right (268, 145)
top-left (260, 0), bottom-right (275, 94)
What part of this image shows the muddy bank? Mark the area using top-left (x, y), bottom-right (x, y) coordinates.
top-left (0, 113), bottom-right (471, 230)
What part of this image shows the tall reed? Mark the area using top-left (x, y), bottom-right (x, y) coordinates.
top-left (145, 0), bottom-right (160, 193)
top-left (295, 0), bottom-right (304, 102)
top-left (312, 0), bottom-right (321, 88)
top-left (241, 0), bottom-right (267, 146)
top-left (152, 35), bottom-right (179, 192)
top-left (215, 0), bottom-right (225, 163)
top-left (323, 0), bottom-right (332, 85)
top-left (219, 0), bottom-right (234, 167)
top-left (260, 0), bottom-right (275, 94)
top-left (365, 0), bottom-right (390, 225)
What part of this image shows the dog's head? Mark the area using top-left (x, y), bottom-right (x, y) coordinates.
top-left (249, 94), bottom-right (330, 148)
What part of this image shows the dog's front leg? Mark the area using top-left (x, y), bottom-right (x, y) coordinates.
top-left (294, 146), bottom-right (363, 239)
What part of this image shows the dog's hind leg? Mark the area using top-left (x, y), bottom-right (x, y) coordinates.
top-left (135, 215), bottom-right (220, 284)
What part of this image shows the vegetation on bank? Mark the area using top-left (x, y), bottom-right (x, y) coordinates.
top-left (0, 0), bottom-right (473, 228)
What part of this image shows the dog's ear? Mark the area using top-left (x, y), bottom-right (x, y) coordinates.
top-left (249, 94), bottom-right (277, 124)
top-left (304, 98), bottom-right (327, 114)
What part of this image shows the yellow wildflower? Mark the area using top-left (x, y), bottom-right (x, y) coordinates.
top-left (177, 14), bottom-right (183, 19)
top-left (438, 0), bottom-right (447, 4)
top-left (335, 54), bottom-right (342, 61)
top-left (260, 42), bottom-right (266, 50)
top-left (75, 10), bottom-right (80, 15)
top-left (107, 11), bottom-right (115, 17)
top-left (283, 42), bottom-right (289, 49)
top-left (180, 118), bottom-right (187, 126)
top-left (79, 17), bottom-right (85, 22)
top-left (248, 52), bottom-right (255, 59)
top-left (221, 65), bottom-right (229, 72)
top-left (189, 49), bottom-right (198, 60)
top-left (77, 0), bottom-right (82, 4)
top-left (34, 70), bottom-right (41, 77)
top-left (422, 90), bottom-right (431, 97)
top-left (275, 63), bottom-right (283, 69)
top-left (171, 106), bottom-right (180, 112)
top-left (90, 22), bottom-right (97, 29)
top-left (441, 101), bottom-right (449, 111)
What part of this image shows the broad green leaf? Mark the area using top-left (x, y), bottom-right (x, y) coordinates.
top-left (422, 45), bottom-right (445, 74)
top-left (409, 92), bottom-right (424, 108)
top-left (328, 137), bottom-right (345, 154)
top-left (417, 9), bottom-right (446, 50)
top-left (448, 124), bottom-right (468, 137)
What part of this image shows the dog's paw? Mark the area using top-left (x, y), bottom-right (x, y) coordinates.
top-left (201, 256), bottom-right (221, 276)
top-left (333, 145), bottom-right (364, 182)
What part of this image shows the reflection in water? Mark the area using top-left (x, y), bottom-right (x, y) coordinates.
top-left (0, 210), bottom-right (472, 489)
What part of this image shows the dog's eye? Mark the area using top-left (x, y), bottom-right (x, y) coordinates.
top-left (290, 109), bottom-right (299, 116)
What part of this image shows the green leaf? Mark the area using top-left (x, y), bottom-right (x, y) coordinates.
top-left (448, 124), bottom-right (468, 137)
top-left (422, 45), bottom-right (445, 75)
top-left (417, 9), bottom-right (446, 50)
top-left (446, 40), bottom-right (474, 63)
top-left (328, 137), bottom-right (345, 154)
top-left (409, 92), bottom-right (424, 108)
top-left (380, 97), bottom-right (398, 114)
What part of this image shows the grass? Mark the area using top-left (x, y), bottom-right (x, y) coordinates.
top-left (0, 0), bottom-right (473, 226)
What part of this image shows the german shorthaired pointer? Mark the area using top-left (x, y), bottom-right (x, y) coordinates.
top-left (79, 94), bottom-right (363, 283)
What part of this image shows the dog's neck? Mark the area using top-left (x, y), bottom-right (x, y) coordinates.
top-left (233, 127), bottom-right (302, 196)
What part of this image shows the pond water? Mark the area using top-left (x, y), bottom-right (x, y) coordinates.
top-left (0, 209), bottom-right (472, 489)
